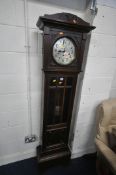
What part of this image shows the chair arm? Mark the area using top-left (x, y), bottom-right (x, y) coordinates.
top-left (95, 138), bottom-right (116, 175)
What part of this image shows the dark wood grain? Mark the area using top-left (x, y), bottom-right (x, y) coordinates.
top-left (37, 12), bottom-right (96, 32)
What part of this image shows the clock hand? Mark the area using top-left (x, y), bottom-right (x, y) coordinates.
top-left (58, 49), bottom-right (65, 52)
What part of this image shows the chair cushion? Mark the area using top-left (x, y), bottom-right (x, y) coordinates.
top-left (110, 109), bottom-right (116, 125)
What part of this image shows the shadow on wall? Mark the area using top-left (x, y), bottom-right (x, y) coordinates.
top-left (110, 71), bottom-right (116, 98)
top-left (69, 35), bottom-right (92, 149)
top-left (29, 0), bottom-right (90, 11)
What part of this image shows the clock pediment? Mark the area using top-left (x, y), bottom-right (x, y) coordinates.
top-left (37, 12), bottom-right (95, 33)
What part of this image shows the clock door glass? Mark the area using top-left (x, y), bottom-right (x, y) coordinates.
top-left (46, 76), bottom-right (74, 125)
top-left (53, 37), bottom-right (76, 65)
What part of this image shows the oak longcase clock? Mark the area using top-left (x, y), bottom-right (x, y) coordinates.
top-left (36, 13), bottom-right (95, 163)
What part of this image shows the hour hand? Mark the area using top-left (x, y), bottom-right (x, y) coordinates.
top-left (58, 49), bottom-right (65, 52)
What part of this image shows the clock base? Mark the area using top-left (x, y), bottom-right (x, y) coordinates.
top-left (37, 144), bottom-right (71, 164)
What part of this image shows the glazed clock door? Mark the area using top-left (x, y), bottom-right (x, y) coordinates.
top-left (43, 73), bottom-right (77, 149)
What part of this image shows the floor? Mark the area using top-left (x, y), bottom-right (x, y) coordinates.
top-left (0, 153), bottom-right (97, 175)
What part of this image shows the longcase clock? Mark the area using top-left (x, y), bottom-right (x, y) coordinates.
top-left (36, 13), bottom-right (95, 163)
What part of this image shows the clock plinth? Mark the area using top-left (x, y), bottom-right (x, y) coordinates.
top-left (37, 144), bottom-right (71, 163)
top-left (36, 13), bottom-right (95, 164)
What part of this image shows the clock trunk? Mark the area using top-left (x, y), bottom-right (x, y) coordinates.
top-left (43, 73), bottom-right (77, 148)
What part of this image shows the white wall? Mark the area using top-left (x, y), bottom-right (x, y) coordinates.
top-left (72, 2), bottom-right (116, 158)
top-left (99, 0), bottom-right (116, 108)
top-left (0, 0), bottom-right (36, 165)
top-left (37, 0), bottom-right (87, 11)
top-left (0, 0), bottom-right (116, 166)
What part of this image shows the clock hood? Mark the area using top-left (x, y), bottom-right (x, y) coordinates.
top-left (37, 12), bottom-right (96, 33)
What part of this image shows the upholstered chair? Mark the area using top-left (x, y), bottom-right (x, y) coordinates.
top-left (95, 99), bottom-right (116, 175)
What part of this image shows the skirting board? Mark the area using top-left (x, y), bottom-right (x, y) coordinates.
top-left (0, 147), bottom-right (96, 166)
top-left (0, 149), bottom-right (36, 166)
top-left (71, 146), bottom-right (96, 159)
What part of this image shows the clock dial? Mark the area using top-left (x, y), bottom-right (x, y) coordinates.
top-left (53, 37), bottom-right (76, 65)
